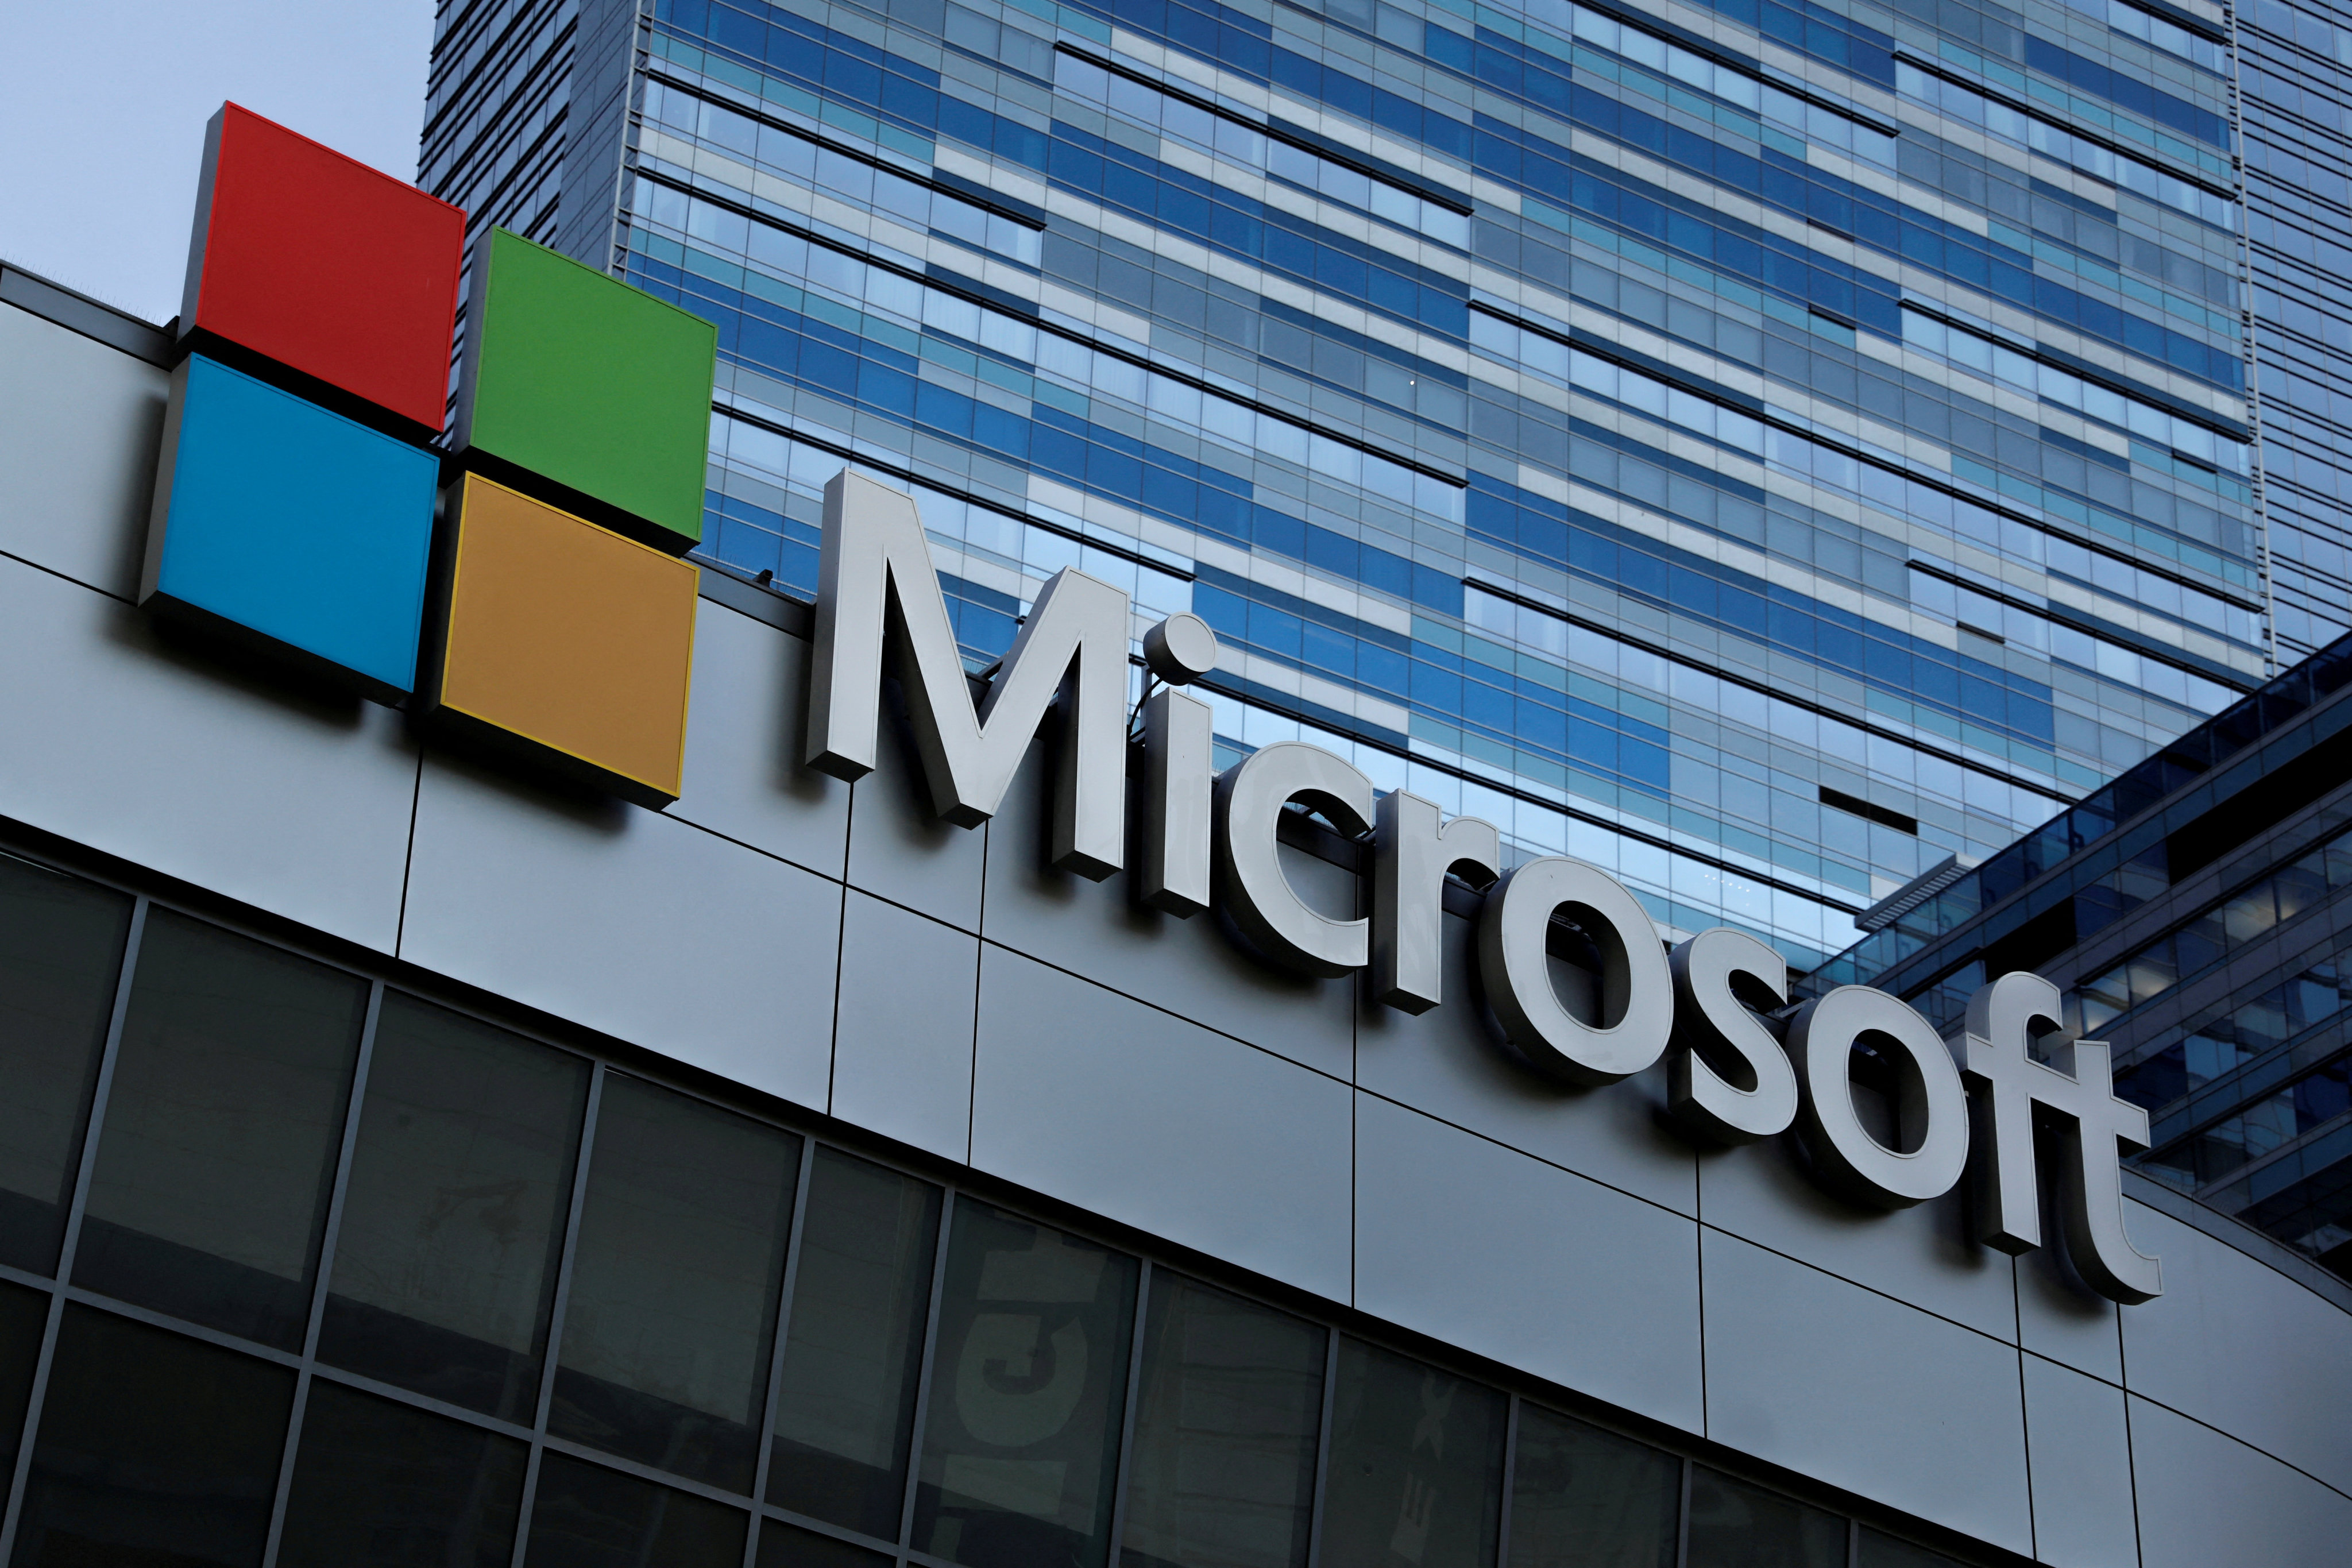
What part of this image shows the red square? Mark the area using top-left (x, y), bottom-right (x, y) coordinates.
top-left (181, 103), bottom-right (466, 433)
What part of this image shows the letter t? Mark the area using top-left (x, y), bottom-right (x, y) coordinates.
top-left (1961, 971), bottom-right (2162, 1303)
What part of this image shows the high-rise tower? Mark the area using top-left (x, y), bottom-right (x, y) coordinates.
top-left (423, 0), bottom-right (2277, 972)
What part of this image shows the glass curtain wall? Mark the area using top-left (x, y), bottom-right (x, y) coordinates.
top-left (0, 851), bottom-right (1972, 1568)
top-left (425, 0), bottom-right (2284, 974)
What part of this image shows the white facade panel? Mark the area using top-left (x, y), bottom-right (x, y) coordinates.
top-left (1352, 1091), bottom-right (1706, 1432)
top-left (670, 596), bottom-right (851, 881)
top-left (843, 703), bottom-right (989, 933)
top-left (0, 301), bottom-right (163, 600)
top-left (2022, 1354), bottom-right (2139, 1568)
top-left (831, 888), bottom-right (979, 1162)
top-left (1354, 909), bottom-right (1697, 1214)
top-left (2120, 1204), bottom-right (2352, 1494)
top-left (2128, 1395), bottom-right (2352, 1568)
top-left (969, 945), bottom-right (1355, 1301)
top-left (401, 753), bottom-right (840, 1109)
top-left (0, 550), bottom-right (416, 953)
top-left (2015, 1243), bottom-right (2126, 1387)
top-left (1700, 1230), bottom-right (2036, 1555)
top-left (1697, 1139), bottom-right (2017, 1343)
top-left (980, 750), bottom-right (1358, 1079)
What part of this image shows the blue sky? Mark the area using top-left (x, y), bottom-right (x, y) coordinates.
top-left (0, 2), bottom-right (435, 322)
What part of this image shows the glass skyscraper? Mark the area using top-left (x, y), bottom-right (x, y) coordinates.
top-left (421, 0), bottom-right (2292, 975)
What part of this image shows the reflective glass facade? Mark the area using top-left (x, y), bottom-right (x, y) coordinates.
top-left (1819, 630), bottom-right (2352, 1278)
top-left (422, 0), bottom-right (2301, 973)
top-left (0, 848), bottom-right (1978, 1567)
top-left (2243, 0), bottom-right (2352, 659)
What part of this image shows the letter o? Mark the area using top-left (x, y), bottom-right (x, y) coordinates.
top-left (1787, 985), bottom-right (1969, 1209)
top-left (1476, 857), bottom-right (1671, 1085)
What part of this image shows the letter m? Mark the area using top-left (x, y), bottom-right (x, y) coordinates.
top-left (805, 469), bottom-right (1131, 879)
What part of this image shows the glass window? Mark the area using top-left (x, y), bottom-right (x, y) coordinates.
top-left (550, 1075), bottom-right (800, 1493)
top-left (0, 1280), bottom-right (46, 1483)
top-left (525, 1450), bottom-right (748, 1568)
top-left (318, 995), bottom-right (589, 1422)
top-left (2222, 882), bottom-right (2279, 945)
top-left (768, 1148), bottom-right (941, 1538)
top-left (1687, 1467), bottom-right (1847, 1567)
top-left (74, 911), bottom-right (367, 1349)
top-left (1857, 1527), bottom-right (1962, 1566)
top-left (1505, 1404), bottom-right (1679, 1567)
top-left (1318, 1337), bottom-right (1505, 1568)
top-left (912, 1204), bottom-right (1138, 1568)
top-left (1120, 1276), bottom-right (1327, 1568)
top-left (0, 857), bottom-right (129, 1275)
top-left (757, 1519), bottom-right (895, 1567)
top-left (275, 1380), bottom-right (527, 1567)
top-left (2274, 851), bottom-right (2330, 922)
top-left (9, 1304), bottom-right (296, 1567)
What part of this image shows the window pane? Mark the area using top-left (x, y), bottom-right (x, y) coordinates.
top-left (757, 1519), bottom-right (895, 1567)
top-left (912, 1204), bottom-right (1138, 1568)
top-left (768, 1146), bottom-right (941, 1538)
top-left (1857, 1527), bottom-right (1963, 1567)
top-left (1687, 1468), bottom-right (1846, 1567)
top-left (318, 995), bottom-right (589, 1421)
top-left (0, 1281), bottom-right (47, 1481)
top-left (551, 1075), bottom-right (800, 1493)
top-left (1318, 1338), bottom-right (1505, 1568)
top-left (74, 911), bottom-right (367, 1349)
top-left (1506, 1404), bottom-right (1678, 1568)
top-left (0, 858), bottom-right (129, 1275)
top-left (276, 1380), bottom-right (527, 1567)
top-left (1121, 1276), bottom-right (1326, 1568)
top-left (526, 1450), bottom-right (748, 1568)
top-left (9, 1305), bottom-right (295, 1567)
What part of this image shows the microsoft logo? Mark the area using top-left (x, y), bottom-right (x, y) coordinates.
top-left (143, 104), bottom-right (719, 808)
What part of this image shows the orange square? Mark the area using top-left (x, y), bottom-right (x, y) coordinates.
top-left (426, 474), bottom-right (697, 806)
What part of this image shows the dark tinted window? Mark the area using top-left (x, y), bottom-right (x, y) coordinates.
top-left (9, 1306), bottom-right (295, 1567)
top-left (1121, 1276), bottom-right (1326, 1568)
top-left (1319, 1338), bottom-right (1505, 1568)
top-left (756, 1519), bottom-right (895, 1567)
top-left (1857, 1527), bottom-right (1963, 1567)
top-left (768, 1146), bottom-right (940, 1539)
top-left (319, 994), bottom-right (588, 1420)
top-left (550, 1075), bottom-right (799, 1492)
top-left (525, 1450), bottom-right (748, 1568)
top-left (0, 1281), bottom-right (47, 1482)
top-left (912, 1204), bottom-right (1137, 1568)
top-left (0, 858), bottom-right (130, 1274)
top-left (74, 911), bottom-right (366, 1348)
top-left (276, 1380), bottom-right (527, 1567)
top-left (1506, 1404), bottom-right (1679, 1568)
top-left (1687, 1467), bottom-right (1847, 1567)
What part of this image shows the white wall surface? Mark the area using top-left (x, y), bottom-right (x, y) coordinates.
top-left (5, 289), bottom-right (2349, 1568)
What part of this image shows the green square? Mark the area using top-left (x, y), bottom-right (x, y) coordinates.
top-left (455, 229), bottom-right (717, 551)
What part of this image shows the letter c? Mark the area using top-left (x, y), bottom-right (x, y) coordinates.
top-left (1214, 743), bottom-right (1373, 976)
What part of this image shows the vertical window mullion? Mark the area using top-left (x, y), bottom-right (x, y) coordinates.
top-left (1496, 1393), bottom-right (1521, 1568)
top-left (744, 1133), bottom-right (818, 1566)
top-left (894, 1186), bottom-right (960, 1558)
top-left (1677, 1454), bottom-right (1694, 1568)
top-left (1303, 1325), bottom-right (1341, 1568)
top-left (258, 978), bottom-right (387, 1568)
top-left (508, 1059), bottom-right (608, 1568)
top-left (0, 895), bottom-right (149, 1562)
top-left (1101, 1257), bottom-right (1154, 1563)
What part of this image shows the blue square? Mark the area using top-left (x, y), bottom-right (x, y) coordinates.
top-left (142, 356), bottom-right (439, 700)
